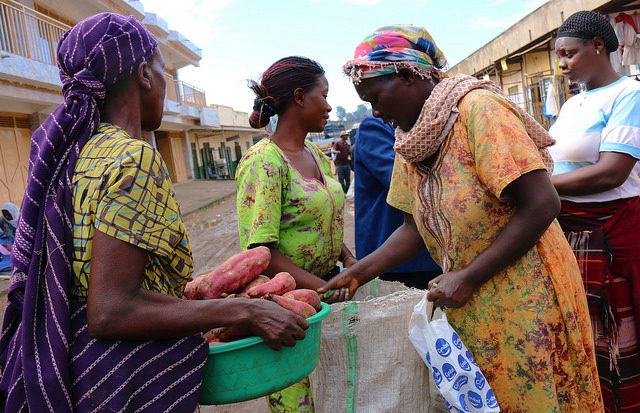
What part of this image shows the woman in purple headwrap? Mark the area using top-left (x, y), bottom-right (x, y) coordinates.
top-left (0, 12), bottom-right (307, 412)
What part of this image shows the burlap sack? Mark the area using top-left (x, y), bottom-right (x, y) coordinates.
top-left (309, 280), bottom-right (444, 412)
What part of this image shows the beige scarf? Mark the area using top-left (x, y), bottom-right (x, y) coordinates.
top-left (394, 73), bottom-right (555, 172)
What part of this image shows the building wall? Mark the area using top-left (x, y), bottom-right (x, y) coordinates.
top-left (0, 113), bottom-right (31, 205)
top-left (448, 0), bottom-right (611, 76)
top-left (0, 0), bottom-right (213, 192)
top-left (154, 130), bottom-right (189, 183)
top-left (191, 130), bottom-right (264, 179)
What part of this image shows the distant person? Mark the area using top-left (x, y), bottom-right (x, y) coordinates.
top-left (0, 202), bottom-right (19, 242)
top-left (238, 55), bottom-right (355, 412)
top-left (550, 10), bottom-right (640, 411)
top-left (333, 130), bottom-right (351, 193)
top-left (354, 116), bottom-right (441, 289)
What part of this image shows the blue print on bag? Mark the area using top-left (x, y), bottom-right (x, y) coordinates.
top-left (453, 375), bottom-right (469, 391)
top-left (458, 354), bottom-right (471, 371)
top-left (426, 351), bottom-right (431, 366)
top-left (452, 332), bottom-right (463, 350)
top-left (466, 350), bottom-right (477, 366)
top-left (468, 390), bottom-right (484, 409)
top-left (443, 363), bottom-right (457, 381)
top-left (486, 389), bottom-right (499, 408)
top-left (432, 367), bottom-right (443, 387)
top-left (436, 338), bottom-right (452, 357)
top-left (474, 371), bottom-right (485, 390)
top-left (459, 394), bottom-right (470, 412)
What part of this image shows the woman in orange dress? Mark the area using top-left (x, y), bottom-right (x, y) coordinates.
top-left (321, 24), bottom-right (603, 411)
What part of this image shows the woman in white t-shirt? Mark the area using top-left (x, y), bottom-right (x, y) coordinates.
top-left (550, 10), bottom-right (640, 412)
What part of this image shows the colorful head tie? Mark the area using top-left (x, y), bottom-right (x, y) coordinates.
top-left (343, 24), bottom-right (447, 84)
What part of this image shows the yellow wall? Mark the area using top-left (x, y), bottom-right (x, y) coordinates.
top-left (500, 62), bottom-right (525, 109)
top-left (524, 51), bottom-right (552, 76)
top-left (155, 130), bottom-right (189, 183)
top-left (170, 134), bottom-right (188, 182)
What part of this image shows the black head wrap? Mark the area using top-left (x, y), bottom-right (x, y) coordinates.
top-left (557, 10), bottom-right (619, 53)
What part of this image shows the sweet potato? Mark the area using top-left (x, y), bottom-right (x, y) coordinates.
top-left (182, 277), bottom-right (200, 300)
top-left (282, 289), bottom-right (322, 312)
top-left (204, 325), bottom-right (251, 343)
top-left (194, 246), bottom-right (271, 299)
top-left (246, 272), bottom-right (296, 298)
top-left (264, 294), bottom-right (317, 318)
top-left (237, 275), bottom-right (271, 298)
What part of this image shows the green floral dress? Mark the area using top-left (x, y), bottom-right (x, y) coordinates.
top-left (236, 138), bottom-right (344, 413)
top-left (236, 138), bottom-right (344, 278)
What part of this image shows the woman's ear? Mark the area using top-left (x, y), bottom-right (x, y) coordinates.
top-left (293, 87), bottom-right (305, 107)
top-left (398, 68), bottom-right (417, 85)
top-left (136, 61), bottom-right (152, 91)
top-left (592, 37), bottom-right (606, 56)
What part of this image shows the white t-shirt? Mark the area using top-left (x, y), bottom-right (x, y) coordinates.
top-left (549, 76), bottom-right (640, 203)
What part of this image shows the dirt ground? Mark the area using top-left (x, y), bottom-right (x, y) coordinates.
top-left (183, 192), bottom-right (356, 276)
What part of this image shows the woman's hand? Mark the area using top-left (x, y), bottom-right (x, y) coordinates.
top-left (317, 267), bottom-right (362, 302)
top-left (244, 299), bottom-right (309, 350)
top-left (426, 271), bottom-right (477, 309)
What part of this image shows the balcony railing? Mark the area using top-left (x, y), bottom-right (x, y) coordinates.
top-left (0, 0), bottom-right (69, 66)
top-left (164, 73), bottom-right (206, 108)
top-left (179, 80), bottom-right (206, 107)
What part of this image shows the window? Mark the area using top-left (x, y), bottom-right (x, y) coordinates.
top-left (508, 86), bottom-right (521, 105)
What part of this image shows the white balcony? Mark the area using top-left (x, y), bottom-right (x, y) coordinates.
top-left (142, 12), bottom-right (169, 39)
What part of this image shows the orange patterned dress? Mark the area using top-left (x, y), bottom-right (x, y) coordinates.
top-left (388, 90), bottom-right (603, 412)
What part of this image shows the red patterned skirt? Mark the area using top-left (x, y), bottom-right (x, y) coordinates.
top-left (558, 197), bottom-right (640, 413)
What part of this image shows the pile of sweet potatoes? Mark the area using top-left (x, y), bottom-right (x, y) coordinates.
top-left (183, 246), bottom-right (322, 345)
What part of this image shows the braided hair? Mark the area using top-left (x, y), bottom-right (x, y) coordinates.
top-left (557, 10), bottom-right (619, 54)
top-left (249, 56), bottom-right (325, 128)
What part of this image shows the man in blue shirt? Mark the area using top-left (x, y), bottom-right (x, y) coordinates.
top-left (353, 116), bottom-right (441, 289)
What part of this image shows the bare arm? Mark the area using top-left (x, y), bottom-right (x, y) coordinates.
top-left (318, 213), bottom-right (426, 299)
top-left (551, 151), bottom-right (637, 196)
top-left (263, 246), bottom-right (327, 290)
top-left (340, 243), bottom-right (357, 268)
top-left (87, 229), bottom-right (308, 349)
top-left (264, 247), bottom-right (351, 303)
top-left (427, 169), bottom-right (560, 308)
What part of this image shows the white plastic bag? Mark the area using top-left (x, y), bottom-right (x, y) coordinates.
top-left (408, 294), bottom-right (500, 413)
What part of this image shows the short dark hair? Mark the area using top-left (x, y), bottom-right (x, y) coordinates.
top-left (557, 10), bottom-right (618, 54)
top-left (249, 56), bottom-right (325, 128)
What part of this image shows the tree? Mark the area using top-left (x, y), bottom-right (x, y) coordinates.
top-left (336, 106), bottom-right (346, 121)
top-left (354, 104), bottom-right (370, 119)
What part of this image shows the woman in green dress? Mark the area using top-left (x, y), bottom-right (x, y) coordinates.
top-left (236, 56), bottom-right (355, 413)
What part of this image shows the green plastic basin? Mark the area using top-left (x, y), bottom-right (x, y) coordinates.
top-left (198, 302), bottom-right (331, 405)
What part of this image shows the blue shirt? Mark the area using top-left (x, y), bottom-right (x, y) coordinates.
top-left (353, 116), bottom-right (440, 273)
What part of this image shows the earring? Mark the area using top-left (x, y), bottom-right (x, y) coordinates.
top-left (596, 49), bottom-right (600, 55)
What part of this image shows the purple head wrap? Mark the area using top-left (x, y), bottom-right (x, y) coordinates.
top-left (0, 13), bottom-right (207, 412)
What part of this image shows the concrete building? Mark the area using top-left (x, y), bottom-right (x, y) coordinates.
top-left (448, 0), bottom-right (640, 129)
top-left (0, 0), bottom-right (222, 205)
top-left (189, 104), bottom-right (266, 180)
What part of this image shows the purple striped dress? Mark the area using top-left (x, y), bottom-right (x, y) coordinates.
top-left (0, 13), bottom-right (206, 412)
